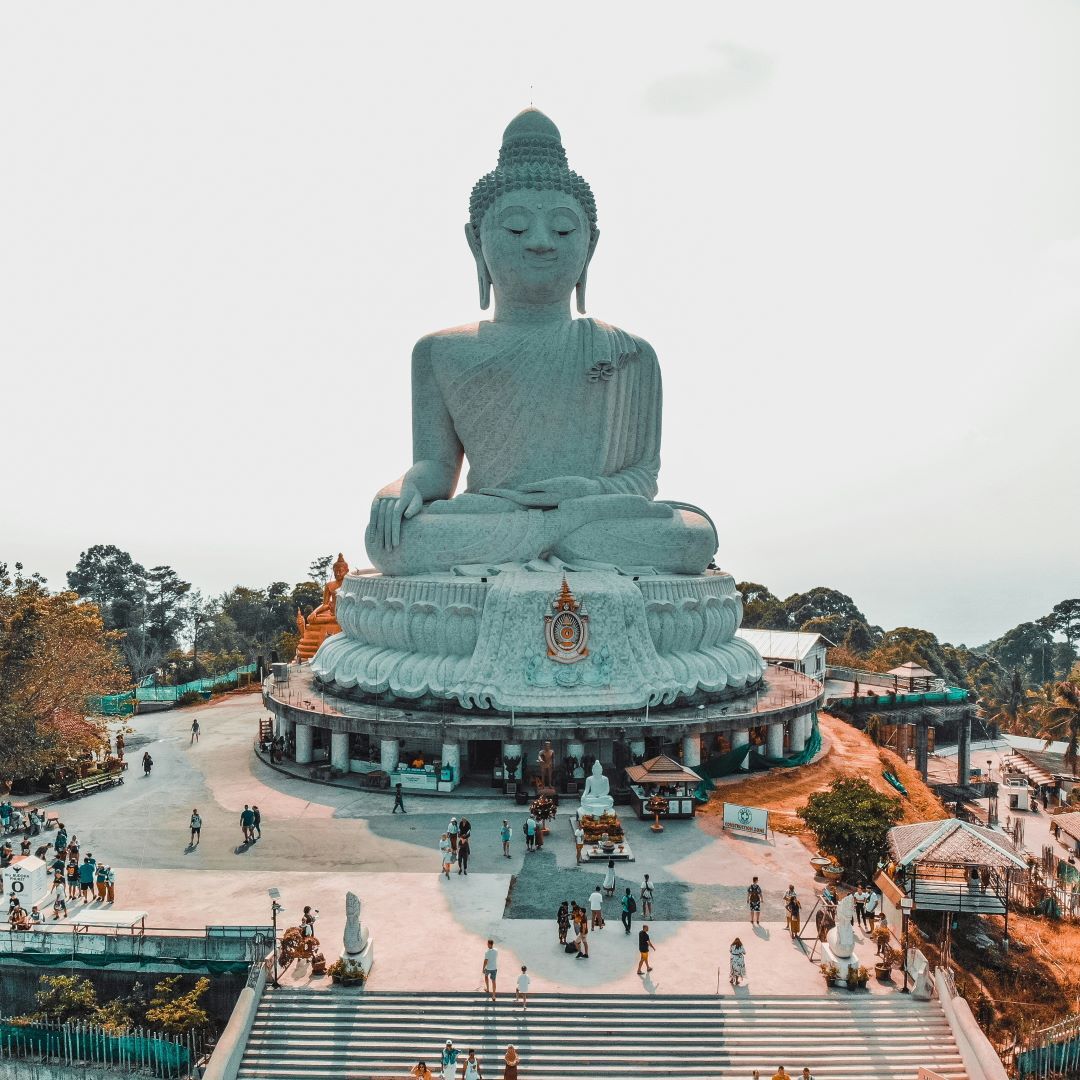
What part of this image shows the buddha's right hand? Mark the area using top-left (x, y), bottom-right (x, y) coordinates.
top-left (368, 480), bottom-right (423, 551)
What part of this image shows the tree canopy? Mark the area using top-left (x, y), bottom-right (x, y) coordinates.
top-left (0, 562), bottom-right (125, 778)
top-left (797, 777), bottom-right (904, 877)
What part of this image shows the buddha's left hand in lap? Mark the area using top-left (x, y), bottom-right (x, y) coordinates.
top-left (478, 476), bottom-right (603, 508)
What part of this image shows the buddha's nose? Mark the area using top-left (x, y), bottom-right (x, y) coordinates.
top-left (526, 240), bottom-right (556, 255)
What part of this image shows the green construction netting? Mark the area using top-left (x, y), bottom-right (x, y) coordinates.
top-left (90, 664), bottom-right (257, 715)
top-left (694, 713), bottom-right (822, 800)
top-left (1058, 859), bottom-right (1080, 884)
top-left (0, 1021), bottom-right (191, 1076)
top-left (830, 688), bottom-right (969, 709)
top-left (0, 952), bottom-right (250, 974)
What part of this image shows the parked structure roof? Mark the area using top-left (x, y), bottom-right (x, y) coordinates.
top-left (734, 629), bottom-right (832, 663)
top-left (624, 754), bottom-right (702, 786)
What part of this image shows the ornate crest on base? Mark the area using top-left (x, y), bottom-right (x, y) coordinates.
top-left (544, 578), bottom-right (589, 664)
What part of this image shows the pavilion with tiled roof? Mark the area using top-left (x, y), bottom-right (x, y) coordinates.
top-left (886, 818), bottom-right (1029, 936)
top-left (624, 754), bottom-right (702, 820)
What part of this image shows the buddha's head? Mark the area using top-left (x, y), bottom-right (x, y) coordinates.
top-left (467, 109), bottom-right (599, 314)
top-left (332, 552), bottom-right (349, 582)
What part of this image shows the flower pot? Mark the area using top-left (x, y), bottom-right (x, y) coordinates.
top-left (810, 855), bottom-right (833, 876)
top-left (822, 865), bottom-right (844, 882)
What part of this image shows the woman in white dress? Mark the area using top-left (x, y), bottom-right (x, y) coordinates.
top-left (603, 859), bottom-right (616, 897)
top-left (729, 936), bottom-right (747, 985)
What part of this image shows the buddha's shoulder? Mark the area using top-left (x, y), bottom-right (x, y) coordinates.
top-left (587, 319), bottom-right (659, 365)
top-left (412, 323), bottom-right (484, 357)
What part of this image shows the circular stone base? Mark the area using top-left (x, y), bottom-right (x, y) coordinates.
top-left (310, 566), bottom-right (764, 714)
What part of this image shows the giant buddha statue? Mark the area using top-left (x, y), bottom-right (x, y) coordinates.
top-left (366, 108), bottom-right (715, 578)
top-left (310, 108), bottom-right (765, 713)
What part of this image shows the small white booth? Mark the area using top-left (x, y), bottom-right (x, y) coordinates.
top-left (3, 855), bottom-right (49, 912)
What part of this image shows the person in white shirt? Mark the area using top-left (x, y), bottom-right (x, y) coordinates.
top-left (482, 939), bottom-right (498, 1001)
top-left (640, 874), bottom-right (654, 917)
top-left (515, 965), bottom-right (530, 1010)
top-left (574, 824), bottom-right (584, 864)
top-left (589, 885), bottom-right (604, 929)
top-left (460, 1049), bottom-right (483, 1080)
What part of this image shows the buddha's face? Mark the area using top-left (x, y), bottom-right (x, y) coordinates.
top-left (478, 189), bottom-right (593, 307)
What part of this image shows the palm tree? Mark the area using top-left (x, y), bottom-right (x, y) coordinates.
top-left (980, 669), bottom-right (1027, 734)
top-left (1027, 680), bottom-right (1080, 773)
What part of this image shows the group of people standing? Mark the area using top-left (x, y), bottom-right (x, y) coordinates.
top-left (439, 816), bottom-right (473, 877)
top-left (411, 1040), bottom-right (519, 1080)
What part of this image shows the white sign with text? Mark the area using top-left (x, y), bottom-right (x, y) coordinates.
top-left (722, 803), bottom-right (769, 836)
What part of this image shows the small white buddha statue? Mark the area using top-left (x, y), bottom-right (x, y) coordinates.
top-left (579, 760), bottom-right (614, 817)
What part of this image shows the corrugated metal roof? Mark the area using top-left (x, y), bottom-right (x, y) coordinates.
top-left (1053, 812), bottom-right (1080, 842)
top-left (734, 628), bottom-right (831, 662)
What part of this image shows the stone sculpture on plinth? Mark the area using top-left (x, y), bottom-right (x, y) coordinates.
top-left (332, 890), bottom-right (374, 983)
top-left (823, 893), bottom-right (857, 983)
top-left (296, 553), bottom-right (350, 662)
top-left (310, 108), bottom-right (765, 713)
top-left (579, 760), bottom-right (614, 817)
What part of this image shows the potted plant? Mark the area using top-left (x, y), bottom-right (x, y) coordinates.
top-left (809, 854), bottom-right (833, 876)
top-left (327, 957), bottom-right (366, 986)
top-left (530, 794), bottom-right (557, 835)
top-left (821, 863), bottom-right (845, 883)
top-left (847, 964), bottom-right (869, 990)
top-left (875, 945), bottom-right (903, 981)
top-left (819, 961), bottom-right (840, 987)
top-left (645, 794), bottom-right (669, 832)
top-left (871, 924), bottom-right (893, 956)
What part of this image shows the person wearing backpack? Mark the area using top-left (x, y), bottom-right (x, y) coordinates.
top-left (620, 887), bottom-right (637, 934)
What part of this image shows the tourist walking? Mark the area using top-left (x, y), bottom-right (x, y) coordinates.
top-left (461, 1048), bottom-right (483, 1080)
top-left (411, 1062), bottom-right (433, 1080)
top-left (729, 936), bottom-right (747, 985)
top-left (441, 1041), bottom-right (458, 1080)
top-left (142, 752), bottom-right (153, 776)
top-left (621, 887), bottom-right (636, 934)
top-left (603, 858), bottom-right (616, 897)
top-left (801, 1067), bottom-right (815, 1080)
top-left (772, 1068), bottom-right (791, 1080)
top-left (104, 865), bottom-right (115, 904)
top-left (393, 783), bottom-right (407, 813)
top-left (50, 857), bottom-right (65, 893)
top-left (482, 939), bottom-right (498, 1001)
top-left (115, 731), bottom-right (125, 759)
top-left (556, 900), bottom-right (570, 945)
top-left (515, 966), bottom-right (530, 1010)
top-left (640, 874), bottom-right (654, 917)
top-left (852, 885), bottom-right (870, 929)
top-left (95, 861), bottom-right (108, 901)
top-left (240, 805), bottom-right (255, 843)
top-left (636, 925), bottom-right (655, 974)
top-left (190, 718), bottom-right (200, 744)
top-left (589, 884), bottom-right (604, 929)
top-left (65, 859), bottom-right (79, 900)
top-left (448, 817), bottom-right (459, 854)
top-left (787, 895), bottom-right (801, 939)
top-left (863, 887), bottom-right (879, 928)
top-left (52, 893), bottom-right (67, 920)
top-left (500, 820), bottom-right (511, 858)
top-left (301, 906), bottom-right (318, 937)
top-left (575, 905), bottom-right (590, 959)
top-left (524, 815), bottom-right (536, 852)
top-left (574, 822), bottom-right (584, 863)
top-left (440, 834), bottom-right (453, 879)
top-left (252, 805), bottom-right (262, 839)
top-left (747, 877), bottom-right (763, 925)
top-left (189, 810), bottom-right (202, 846)
top-left (458, 818), bottom-right (471, 875)
top-left (502, 1045), bottom-right (519, 1080)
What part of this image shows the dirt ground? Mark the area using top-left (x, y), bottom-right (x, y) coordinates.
top-left (699, 711), bottom-right (950, 835)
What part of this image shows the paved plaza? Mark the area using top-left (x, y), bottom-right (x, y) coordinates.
top-left (43, 694), bottom-right (896, 997)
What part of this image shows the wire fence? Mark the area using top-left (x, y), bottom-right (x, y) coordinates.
top-left (0, 1015), bottom-right (206, 1077)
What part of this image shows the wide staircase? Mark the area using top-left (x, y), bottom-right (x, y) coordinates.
top-left (237, 990), bottom-right (968, 1080)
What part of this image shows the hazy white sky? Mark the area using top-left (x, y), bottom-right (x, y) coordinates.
top-left (2, 1), bottom-right (1077, 646)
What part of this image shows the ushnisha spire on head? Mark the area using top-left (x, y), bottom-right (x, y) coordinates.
top-left (468, 108), bottom-right (598, 242)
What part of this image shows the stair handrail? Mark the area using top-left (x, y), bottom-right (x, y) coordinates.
top-left (202, 941), bottom-right (271, 1080)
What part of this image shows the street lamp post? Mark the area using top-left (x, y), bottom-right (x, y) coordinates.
top-left (269, 888), bottom-right (283, 988)
top-left (987, 758), bottom-right (994, 825)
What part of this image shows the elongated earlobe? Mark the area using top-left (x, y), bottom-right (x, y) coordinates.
top-left (464, 222), bottom-right (492, 311)
top-left (577, 228), bottom-right (600, 315)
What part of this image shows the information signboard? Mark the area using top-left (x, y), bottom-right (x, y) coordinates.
top-left (722, 803), bottom-right (769, 836)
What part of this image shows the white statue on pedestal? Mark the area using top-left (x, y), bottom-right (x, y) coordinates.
top-left (579, 760), bottom-right (614, 817)
top-left (823, 893), bottom-right (857, 982)
top-left (338, 890), bottom-right (375, 976)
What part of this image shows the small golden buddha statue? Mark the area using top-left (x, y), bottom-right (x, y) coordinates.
top-left (295, 553), bottom-right (349, 661)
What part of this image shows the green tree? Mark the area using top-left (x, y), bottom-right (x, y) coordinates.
top-left (145, 565), bottom-right (191, 655)
top-left (985, 621), bottom-right (1056, 685)
top-left (1046, 599), bottom-right (1080, 649)
top-left (1027, 679), bottom-right (1080, 772)
top-left (308, 554), bottom-right (335, 584)
top-left (144, 976), bottom-right (210, 1034)
top-left (736, 582), bottom-right (790, 630)
top-left (29, 975), bottom-right (100, 1023)
top-left (864, 626), bottom-right (950, 679)
top-left (980, 669), bottom-right (1027, 734)
top-left (797, 777), bottom-right (903, 877)
top-left (0, 563), bottom-right (123, 778)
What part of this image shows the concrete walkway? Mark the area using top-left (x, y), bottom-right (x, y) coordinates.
top-left (36, 694), bottom-right (896, 997)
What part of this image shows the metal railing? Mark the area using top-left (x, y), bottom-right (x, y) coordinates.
top-left (1002, 1010), bottom-right (1080, 1078)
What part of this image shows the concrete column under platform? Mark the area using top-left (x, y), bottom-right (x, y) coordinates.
top-left (789, 715), bottom-right (807, 754)
top-left (330, 731), bottom-right (350, 772)
top-left (441, 740), bottom-right (461, 784)
top-left (294, 724), bottom-right (314, 765)
top-left (915, 721), bottom-right (929, 779)
top-left (276, 714), bottom-right (292, 742)
top-left (380, 738), bottom-right (400, 773)
top-left (682, 734), bottom-right (701, 767)
top-left (957, 711), bottom-right (972, 786)
top-left (731, 729), bottom-right (750, 770)
top-left (502, 742), bottom-right (522, 778)
top-left (766, 721), bottom-right (785, 759)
